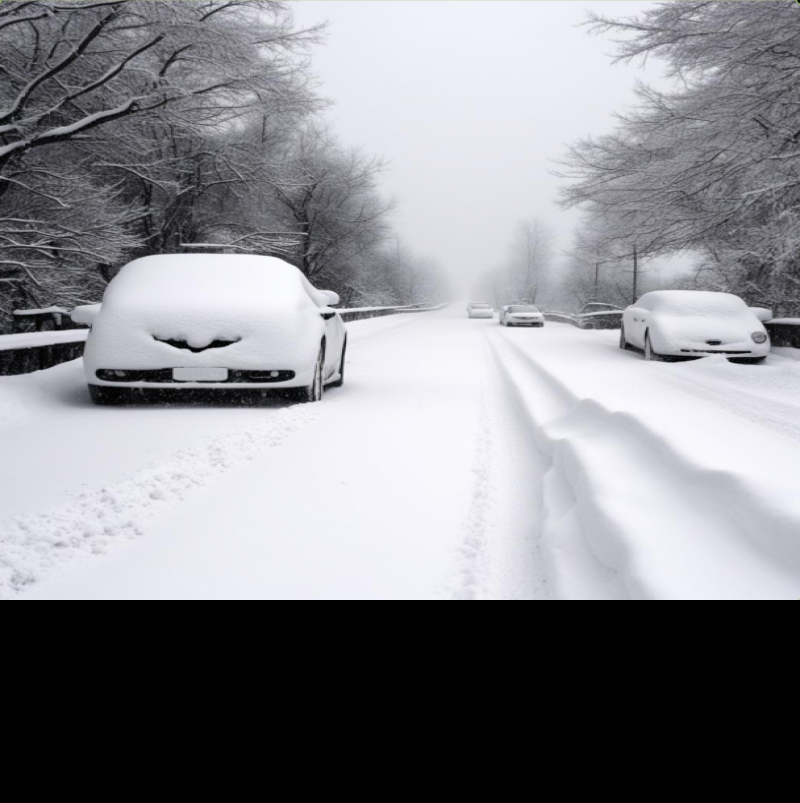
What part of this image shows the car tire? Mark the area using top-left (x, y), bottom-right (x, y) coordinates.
top-left (644, 332), bottom-right (661, 362)
top-left (620, 326), bottom-right (631, 351)
top-left (329, 338), bottom-right (347, 388)
top-left (89, 385), bottom-right (137, 405)
top-left (297, 348), bottom-right (324, 403)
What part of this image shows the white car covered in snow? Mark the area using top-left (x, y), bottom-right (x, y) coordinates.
top-left (500, 305), bottom-right (545, 327)
top-left (72, 254), bottom-right (347, 404)
top-left (467, 303), bottom-right (494, 319)
top-left (620, 290), bottom-right (771, 363)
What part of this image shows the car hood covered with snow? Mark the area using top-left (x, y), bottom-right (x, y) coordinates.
top-left (653, 313), bottom-right (764, 350)
top-left (85, 255), bottom-right (328, 373)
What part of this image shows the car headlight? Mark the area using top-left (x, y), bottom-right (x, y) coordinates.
top-left (752, 332), bottom-right (768, 344)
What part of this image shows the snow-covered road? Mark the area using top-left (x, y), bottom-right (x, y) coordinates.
top-left (2, 308), bottom-right (800, 600)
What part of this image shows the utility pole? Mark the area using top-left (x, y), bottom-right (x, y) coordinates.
top-left (632, 244), bottom-right (638, 304)
top-left (595, 262), bottom-right (600, 300)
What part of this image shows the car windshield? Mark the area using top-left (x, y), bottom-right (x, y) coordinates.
top-left (509, 306), bottom-right (539, 313)
top-left (471, 304), bottom-right (491, 309)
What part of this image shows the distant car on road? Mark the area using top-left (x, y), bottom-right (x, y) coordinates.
top-left (620, 290), bottom-right (771, 363)
top-left (500, 305), bottom-right (545, 327)
top-left (72, 254), bottom-right (347, 404)
top-left (467, 303), bottom-right (494, 319)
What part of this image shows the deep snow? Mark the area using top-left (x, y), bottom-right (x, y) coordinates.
top-left (2, 309), bottom-right (800, 600)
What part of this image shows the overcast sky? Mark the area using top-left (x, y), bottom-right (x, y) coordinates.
top-left (291, 0), bottom-right (670, 285)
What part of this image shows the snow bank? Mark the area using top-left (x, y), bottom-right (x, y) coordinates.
top-left (490, 325), bottom-right (800, 599)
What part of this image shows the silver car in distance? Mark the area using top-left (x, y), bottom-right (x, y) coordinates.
top-left (500, 305), bottom-right (545, 327)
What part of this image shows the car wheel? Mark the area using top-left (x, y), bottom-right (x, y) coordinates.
top-left (89, 385), bottom-right (137, 405)
top-left (297, 348), bottom-right (324, 403)
top-left (733, 356), bottom-right (767, 365)
top-left (620, 326), bottom-right (630, 351)
top-left (644, 332), bottom-right (661, 362)
top-left (329, 338), bottom-right (347, 388)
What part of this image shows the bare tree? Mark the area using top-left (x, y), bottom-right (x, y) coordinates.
top-left (492, 218), bottom-right (555, 306)
top-left (0, 0), bottom-right (324, 318)
top-left (557, 0), bottom-right (800, 312)
top-left (261, 125), bottom-right (396, 283)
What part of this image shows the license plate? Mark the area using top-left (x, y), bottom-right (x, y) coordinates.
top-left (173, 368), bottom-right (229, 382)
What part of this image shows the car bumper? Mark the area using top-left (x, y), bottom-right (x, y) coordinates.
top-left (661, 342), bottom-right (771, 359)
top-left (89, 365), bottom-right (315, 390)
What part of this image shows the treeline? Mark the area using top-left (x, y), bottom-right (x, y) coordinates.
top-left (478, 217), bottom-right (556, 309)
top-left (558, 0), bottom-right (800, 316)
top-left (0, 0), bottom-right (443, 331)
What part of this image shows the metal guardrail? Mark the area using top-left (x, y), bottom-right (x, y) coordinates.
top-left (0, 303), bottom-right (448, 377)
top-left (543, 311), bottom-right (579, 326)
top-left (543, 310), bottom-right (623, 330)
top-left (765, 320), bottom-right (800, 349)
top-left (338, 303), bottom-right (447, 323)
top-left (0, 332), bottom-right (88, 376)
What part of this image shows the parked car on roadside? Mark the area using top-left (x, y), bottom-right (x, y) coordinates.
top-left (580, 302), bottom-right (624, 315)
top-left (500, 305), bottom-right (545, 327)
top-left (72, 254), bottom-right (347, 404)
top-left (467, 303), bottom-right (494, 319)
top-left (577, 302), bottom-right (625, 330)
top-left (619, 290), bottom-right (771, 363)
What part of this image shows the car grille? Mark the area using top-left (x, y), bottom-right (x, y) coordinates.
top-left (96, 369), bottom-right (295, 383)
top-left (153, 337), bottom-right (240, 353)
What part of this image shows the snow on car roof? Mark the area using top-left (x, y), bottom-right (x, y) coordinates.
top-left (638, 290), bottom-right (748, 315)
top-left (104, 254), bottom-right (328, 309)
top-left (87, 254), bottom-right (329, 367)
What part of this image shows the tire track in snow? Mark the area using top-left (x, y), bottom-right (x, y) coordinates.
top-left (449, 333), bottom-right (551, 600)
top-left (0, 405), bottom-right (318, 599)
top-left (452, 387), bottom-right (495, 599)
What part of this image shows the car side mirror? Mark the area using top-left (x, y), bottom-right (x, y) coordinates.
top-left (71, 304), bottom-right (102, 325)
top-left (750, 307), bottom-right (773, 323)
top-left (320, 291), bottom-right (340, 307)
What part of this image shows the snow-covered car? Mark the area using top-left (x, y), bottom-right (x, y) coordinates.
top-left (72, 254), bottom-right (347, 404)
top-left (500, 304), bottom-right (545, 327)
top-left (620, 290), bottom-right (771, 363)
top-left (467, 303), bottom-right (494, 319)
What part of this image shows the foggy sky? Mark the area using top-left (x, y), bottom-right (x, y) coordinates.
top-left (291, 0), bottom-right (669, 286)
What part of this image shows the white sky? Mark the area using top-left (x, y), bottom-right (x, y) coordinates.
top-left (291, 0), bottom-right (671, 284)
